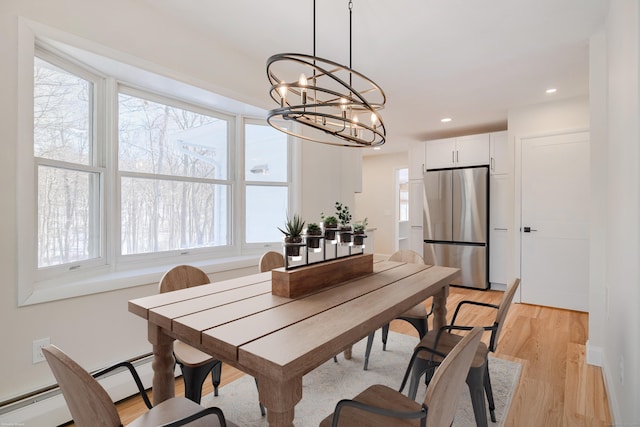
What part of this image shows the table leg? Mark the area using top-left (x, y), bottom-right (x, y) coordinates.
top-left (148, 323), bottom-right (175, 405)
top-left (432, 284), bottom-right (449, 331)
top-left (257, 375), bottom-right (302, 427)
top-left (343, 345), bottom-right (352, 360)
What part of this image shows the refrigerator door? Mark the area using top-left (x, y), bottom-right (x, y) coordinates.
top-left (452, 167), bottom-right (488, 244)
top-left (424, 242), bottom-right (488, 289)
top-left (423, 169), bottom-right (452, 241)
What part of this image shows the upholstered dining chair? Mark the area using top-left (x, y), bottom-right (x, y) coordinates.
top-left (363, 249), bottom-right (433, 370)
top-left (43, 344), bottom-right (236, 427)
top-left (407, 278), bottom-right (521, 427)
top-left (160, 265), bottom-right (265, 416)
top-left (258, 250), bottom-right (285, 272)
top-left (319, 326), bottom-right (483, 427)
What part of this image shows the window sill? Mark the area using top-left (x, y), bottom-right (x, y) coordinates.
top-left (20, 255), bottom-right (261, 306)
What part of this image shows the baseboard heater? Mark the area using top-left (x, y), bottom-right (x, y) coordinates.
top-left (0, 353), bottom-right (178, 426)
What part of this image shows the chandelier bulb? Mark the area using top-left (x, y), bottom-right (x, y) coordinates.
top-left (278, 81), bottom-right (287, 107)
top-left (299, 73), bottom-right (308, 104)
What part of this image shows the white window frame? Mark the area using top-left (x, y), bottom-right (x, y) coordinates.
top-left (16, 19), bottom-right (296, 306)
top-left (241, 117), bottom-right (294, 251)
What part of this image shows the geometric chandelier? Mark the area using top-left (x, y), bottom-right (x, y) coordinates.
top-left (266, 0), bottom-right (386, 147)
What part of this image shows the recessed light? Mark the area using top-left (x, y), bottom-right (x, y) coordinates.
top-left (546, 88), bottom-right (557, 94)
top-left (440, 117), bottom-right (452, 123)
top-left (373, 147), bottom-right (381, 150)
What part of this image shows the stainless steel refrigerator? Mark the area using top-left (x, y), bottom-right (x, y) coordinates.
top-left (423, 165), bottom-right (489, 289)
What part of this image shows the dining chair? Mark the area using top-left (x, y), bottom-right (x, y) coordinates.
top-left (160, 265), bottom-right (265, 416)
top-left (42, 344), bottom-right (236, 427)
top-left (259, 250), bottom-right (285, 272)
top-left (407, 278), bottom-right (521, 427)
top-left (159, 265), bottom-right (223, 403)
top-left (319, 326), bottom-right (483, 427)
top-left (363, 249), bottom-right (432, 370)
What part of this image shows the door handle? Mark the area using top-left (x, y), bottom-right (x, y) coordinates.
top-left (522, 227), bottom-right (538, 233)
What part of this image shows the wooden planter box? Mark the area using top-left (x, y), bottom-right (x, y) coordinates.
top-left (272, 253), bottom-right (374, 298)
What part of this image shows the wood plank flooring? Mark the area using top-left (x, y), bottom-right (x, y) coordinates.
top-left (107, 286), bottom-right (611, 426)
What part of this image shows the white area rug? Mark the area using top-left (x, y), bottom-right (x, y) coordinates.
top-left (202, 332), bottom-right (521, 426)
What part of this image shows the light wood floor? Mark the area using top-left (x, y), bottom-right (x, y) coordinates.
top-left (107, 286), bottom-right (611, 426)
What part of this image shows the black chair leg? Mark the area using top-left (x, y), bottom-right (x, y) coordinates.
top-left (466, 365), bottom-right (489, 427)
top-left (484, 362), bottom-right (496, 422)
top-left (381, 323), bottom-right (390, 350)
top-left (211, 361), bottom-right (222, 397)
top-left (363, 331), bottom-right (375, 370)
top-left (181, 359), bottom-right (218, 404)
top-left (254, 377), bottom-right (266, 416)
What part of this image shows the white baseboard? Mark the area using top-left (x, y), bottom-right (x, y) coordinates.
top-left (586, 340), bottom-right (604, 366)
top-left (600, 355), bottom-right (621, 425)
top-left (0, 357), bottom-right (170, 426)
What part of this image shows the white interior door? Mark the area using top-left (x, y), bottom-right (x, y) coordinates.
top-left (520, 131), bottom-right (590, 311)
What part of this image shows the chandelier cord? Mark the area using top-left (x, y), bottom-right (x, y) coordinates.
top-left (349, 0), bottom-right (353, 69)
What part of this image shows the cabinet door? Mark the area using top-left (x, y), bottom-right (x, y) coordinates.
top-left (489, 230), bottom-right (508, 285)
top-left (410, 226), bottom-right (424, 256)
top-left (409, 181), bottom-right (423, 227)
top-left (489, 174), bottom-right (510, 286)
top-left (425, 138), bottom-right (455, 170)
top-left (455, 134), bottom-right (490, 167)
top-left (489, 174), bottom-right (510, 230)
top-left (408, 142), bottom-right (426, 180)
top-left (490, 131), bottom-right (508, 175)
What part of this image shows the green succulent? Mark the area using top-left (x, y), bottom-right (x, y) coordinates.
top-left (320, 213), bottom-right (338, 228)
top-left (278, 214), bottom-right (305, 239)
top-left (306, 222), bottom-right (322, 235)
top-left (353, 217), bottom-right (368, 233)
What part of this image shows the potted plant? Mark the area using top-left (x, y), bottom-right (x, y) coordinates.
top-left (305, 222), bottom-right (323, 249)
top-left (335, 201), bottom-right (353, 244)
top-left (320, 213), bottom-right (338, 242)
top-left (278, 214), bottom-right (305, 257)
top-left (353, 217), bottom-right (368, 246)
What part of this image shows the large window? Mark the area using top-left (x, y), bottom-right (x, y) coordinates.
top-left (34, 54), bottom-right (102, 269)
top-left (118, 91), bottom-right (231, 255)
top-left (24, 43), bottom-right (292, 303)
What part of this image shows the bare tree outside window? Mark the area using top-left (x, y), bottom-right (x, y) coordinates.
top-left (118, 93), bottom-right (229, 255)
top-left (34, 56), bottom-right (99, 268)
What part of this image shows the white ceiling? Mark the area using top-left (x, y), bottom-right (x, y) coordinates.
top-left (143, 0), bottom-right (608, 153)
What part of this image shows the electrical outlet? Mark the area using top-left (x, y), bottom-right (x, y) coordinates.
top-left (32, 337), bottom-right (50, 364)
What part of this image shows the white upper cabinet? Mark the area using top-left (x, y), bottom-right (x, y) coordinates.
top-left (425, 134), bottom-right (490, 170)
top-left (490, 131), bottom-right (509, 175)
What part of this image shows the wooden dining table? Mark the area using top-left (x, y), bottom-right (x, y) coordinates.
top-left (128, 257), bottom-right (459, 427)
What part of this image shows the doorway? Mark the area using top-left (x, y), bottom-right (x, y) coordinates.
top-left (518, 131), bottom-right (590, 311)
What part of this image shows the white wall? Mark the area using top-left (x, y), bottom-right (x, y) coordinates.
top-left (354, 152), bottom-right (408, 255)
top-left (601, 1), bottom-right (640, 423)
top-left (0, 0), bottom-right (357, 409)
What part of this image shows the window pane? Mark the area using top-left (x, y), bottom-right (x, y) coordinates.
top-left (121, 177), bottom-right (228, 255)
top-left (245, 124), bottom-right (287, 182)
top-left (38, 165), bottom-right (100, 267)
top-left (246, 186), bottom-right (288, 243)
top-left (119, 93), bottom-right (228, 180)
top-left (34, 57), bottom-right (92, 165)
